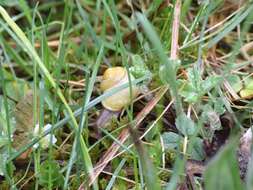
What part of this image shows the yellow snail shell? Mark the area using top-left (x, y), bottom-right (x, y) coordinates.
top-left (100, 67), bottom-right (140, 111)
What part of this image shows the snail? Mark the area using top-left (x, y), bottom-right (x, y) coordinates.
top-left (100, 66), bottom-right (140, 111)
top-left (94, 56), bottom-right (152, 135)
top-left (93, 67), bottom-right (141, 135)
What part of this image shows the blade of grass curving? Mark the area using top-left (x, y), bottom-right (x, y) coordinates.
top-left (88, 123), bottom-right (131, 151)
top-left (228, 6), bottom-right (253, 63)
top-left (79, 46), bottom-right (104, 131)
top-left (181, 0), bottom-right (192, 21)
top-left (31, 4), bottom-right (40, 189)
top-left (18, 0), bottom-right (32, 24)
top-left (76, 47), bottom-right (102, 190)
top-left (196, 0), bottom-right (211, 69)
top-left (207, 3), bottom-right (253, 49)
top-left (105, 159), bottom-right (126, 190)
top-left (183, 2), bottom-right (207, 45)
top-left (75, 0), bottom-right (100, 47)
top-left (0, 5), bottom-right (95, 180)
top-left (63, 69), bottom-right (88, 188)
top-left (99, 127), bottom-right (134, 155)
top-left (63, 137), bottom-right (78, 189)
top-left (133, 156), bottom-right (140, 189)
top-left (180, 6), bottom-right (243, 50)
top-left (0, 20), bottom-right (24, 52)
top-left (129, 127), bottom-right (161, 190)
top-left (3, 40), bottom-right (32, 75)
top-left (64, 1), bottom-right (99, 184)
top-left (138, 158), bottom-right (144, 189)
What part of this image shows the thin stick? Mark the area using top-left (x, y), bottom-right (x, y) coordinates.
top-left (170, 0), bottom-right (181, 59)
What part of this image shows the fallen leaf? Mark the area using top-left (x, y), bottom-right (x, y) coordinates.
top-left (12, 90), bottom-right (38, 159)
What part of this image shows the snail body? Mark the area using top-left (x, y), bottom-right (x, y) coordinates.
top-left (101, 67), bottom-right (140, 111)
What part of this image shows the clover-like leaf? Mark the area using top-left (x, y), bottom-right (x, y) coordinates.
top-left (240, 77), bottom-right (253, 98)
top-left (179, 70), bottom-right (222, 103)
top-left (227, 74), bottom-right (243, 93)
top-left (130, 54), bottom-right (151, 79)
top-left (162, 132), bottom-right (182, 150)
top-left (190, 137), bottom-right (205, 161)
top-left (202, 75), bottom-right (222, 92)
top-left (175, 113), bottom-right (196, 136)
top-left (201, 104), bottom-right (222, 131)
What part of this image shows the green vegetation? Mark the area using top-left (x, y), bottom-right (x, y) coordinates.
top-left (0, 0), bottom-right (253, 189)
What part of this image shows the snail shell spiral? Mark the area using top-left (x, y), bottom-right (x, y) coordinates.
top-left (100, 67), bottom-right (140, 111)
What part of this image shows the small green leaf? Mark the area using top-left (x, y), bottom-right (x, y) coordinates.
top-left (190, 137), bottom-right (205, 161)
top-left (181, 90), bottom-right (200, 103)
top-left (38, 160), bottom-right (64, 188)
top-left (214, 98), bottom-right (226, 115)
top-left (144, 123), bottom-right (160, 142)
top-left (202, 75), bottom-right (222, 92)
top-left (241, 77), bottom-right (253, 97)
top-left (159, 59), bottom-right (180, 84)
top-left (5, 80), bottom-right (29, 102)
top-left (227, 75), bottom-right (243, 93)
top-left (201, 104), bottom-right (222, 131)
top-left (179, 79), bottom-right (200, 103)
top-left (130, 54), bottom-right (151, 79)
top-left (187, 68), bottom-right (202, 91)
top-left (179, 71), bottom-right (221, 103)
top-left (244, 77), bottom-right (253, 90)
top-left (162, 132), bottom-right (182, 150)
top-left (240, 89), bottom-right (253, 98)
top-left (175, 113), bottom-right (196, 136)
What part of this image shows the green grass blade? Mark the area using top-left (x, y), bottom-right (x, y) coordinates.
top-left (105, 159), bottom-right (126, 190)
top-left (207, 4), bottom-right (253, 49)
top-left (18, 0), bottom-right (32, 24)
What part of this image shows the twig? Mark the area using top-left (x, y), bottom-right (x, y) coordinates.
top-left (170, 0), bottom-right (181, 59)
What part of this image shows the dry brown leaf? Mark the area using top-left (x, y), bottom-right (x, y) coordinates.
top-left (12, 90), bottom-right (38, 158)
